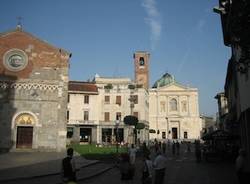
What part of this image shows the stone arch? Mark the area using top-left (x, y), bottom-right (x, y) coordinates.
top-left (11, 111), bottom-right (38, 149)
top-left (12, 111), bottom-right (38, 129)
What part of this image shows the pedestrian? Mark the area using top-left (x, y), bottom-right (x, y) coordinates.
top-left (195, 140), bottom-right (201, 162)
top-left (154, 141), bottom-right (159, 153)
top-left (172, 141), bottom-right (176, 155)
top-left (162, 141), bottom-right (166, 154)
top-left (167, 139), bottom-right (170, 149)
top-left (158, 141), bottom-right (162, 150)
top-left (61, 148), bottom-right (77, 184)
top-left (176, 141), bottom-right (180, 155)
top-left (119, 153), bottom-right (134, 183)
top-left (142, 142), bottom-right (151, 158)
top-left (187, 142), bottom-right (191, 152)
top-left (235, 148), bottom-right (249, 184)
top-left (141, 154), bottom-right (153, 184)
top-left (128, 144), bottom-right (137, 178)
top-left (153, 151), bottom-right (167, 184)
top-left (129, 144), bottom-right (137, 165)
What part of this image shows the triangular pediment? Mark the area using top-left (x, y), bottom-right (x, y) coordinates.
top-left (154, 82), bottom-right (195, 91)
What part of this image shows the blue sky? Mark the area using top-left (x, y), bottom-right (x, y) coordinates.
top-left (0, 0), bottom-right (230, 116)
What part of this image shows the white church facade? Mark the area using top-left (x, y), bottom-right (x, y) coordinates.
top-left (149, 73), bottom-right (202, 140)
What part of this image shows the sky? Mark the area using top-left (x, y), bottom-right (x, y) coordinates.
top-left (0, 0), bottom-right (230, 116)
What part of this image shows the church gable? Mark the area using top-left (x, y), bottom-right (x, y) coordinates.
top-left (0, 29), bottom-right (70, 79)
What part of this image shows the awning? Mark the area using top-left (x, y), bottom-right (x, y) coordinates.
top-left (202, 130), bottom-right (239, 141)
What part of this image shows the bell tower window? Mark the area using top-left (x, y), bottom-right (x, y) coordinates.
top-left (139, 57), bottom-right (145, 66)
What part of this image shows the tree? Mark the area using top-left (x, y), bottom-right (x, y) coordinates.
top-left (123, 115), bottom-right (138, 144)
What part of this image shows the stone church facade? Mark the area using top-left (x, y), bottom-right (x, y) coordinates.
top-left (0, 27), bottom-right (71, 151)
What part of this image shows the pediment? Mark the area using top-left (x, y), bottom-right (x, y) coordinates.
top-left (156, 83), bottom-right (190, 91)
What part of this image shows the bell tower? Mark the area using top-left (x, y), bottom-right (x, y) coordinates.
top-left (134, 51), bottom-right (150, 89)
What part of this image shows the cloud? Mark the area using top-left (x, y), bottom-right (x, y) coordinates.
top-left (142, 0), bottom-right (162, 50)
top-left (196, 19), bottom-right (206, 32)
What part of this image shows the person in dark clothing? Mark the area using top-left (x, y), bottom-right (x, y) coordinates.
top-left (195, 140), bottom-right (201, 162)
top-left (176, 141), bottom-right (180, 155)
top-left (61, 148), bottom-right (77, 183)
top-left (172, 141), bottom-right (176, 155)
top-left (119, 153), bottom-right (134, 182)
top-left (142, 142), bottom-right (151, 157)
top-left (162, 141), bottom-right (166, 154)
top-left (236, 149), bottom-right (249, 184)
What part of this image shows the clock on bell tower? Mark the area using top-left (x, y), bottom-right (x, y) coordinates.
top-left (134, 51), bottom-right (150, 89)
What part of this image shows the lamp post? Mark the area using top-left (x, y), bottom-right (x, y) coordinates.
top-left (115, 120), bottom-right (120, 154)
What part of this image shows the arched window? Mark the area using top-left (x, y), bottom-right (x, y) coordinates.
top-left (170, 98), bottom-right (177, 111)
top-left (139, 57), bottom-right (145, 66)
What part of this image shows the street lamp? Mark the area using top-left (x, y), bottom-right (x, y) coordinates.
top-left (115, 120), bottom-right (120, 154)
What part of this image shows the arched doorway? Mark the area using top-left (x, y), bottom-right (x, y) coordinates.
top-left (15, 113), bottom-right (35, 149)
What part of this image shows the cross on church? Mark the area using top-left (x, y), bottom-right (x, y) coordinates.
top-left (16, 16), bottom-right (23, 29)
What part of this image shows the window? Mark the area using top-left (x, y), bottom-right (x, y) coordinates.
top-left (160, 101), bottom-right (166, 112)
top-left (184, 131), bottom-right (188, 139)
top-left (139, 57), bottom-right (145, 66)
top-left (104, 112), bottom-right (110, 121)
top-left (67, 127), bottom-right (74, 138)
top-left (67, 110), bottom-right (69, 121)
top-left (67, 95), bottom-right (70, 103)
top-left (116, 112), bottom-right (121, 120)
top-left (130, 95), bottom-right (138, 104)
top-left (84, 111), bottom-right (89, 121)
top-left (116, 96), bottom-right (121, 105)
top-left (170, 98), bottom-right (177, 111)
top-left (104, 96), bottom-right (110, 104)
top-left (182, 101), bottom-right (187, 112)
top-left (102, 128), bottom-right (112, 143)
top-left (133, 112), bottom-right (139, 118)
top-left (84, 95), bottom-right (89, 104)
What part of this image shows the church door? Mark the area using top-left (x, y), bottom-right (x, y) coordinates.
top-left (172, 128), bottom-right (178, 139)
top-left (16, 127), bottom-right (33, 148)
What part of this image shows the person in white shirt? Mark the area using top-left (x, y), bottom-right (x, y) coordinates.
top-left (128, 144), bottom-right (137, 165)
top-left (142, 154), bottom-right (153, 184)
top-left (153, 151), bottom-right (167, 184)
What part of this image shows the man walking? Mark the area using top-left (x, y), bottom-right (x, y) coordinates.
top-left (153, 151), bottom-right (167, 184)
top-left (61, 148), bottom-right (77, 183)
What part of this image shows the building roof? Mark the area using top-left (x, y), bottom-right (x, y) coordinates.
top-left (68, 81), bottom-right (98, 94)
top-left (152, 73), bottom-right (176, 88)
top-left (93, 76), bottom-right (132, 84)
top-left (0, 27), bottom-right (71, 55)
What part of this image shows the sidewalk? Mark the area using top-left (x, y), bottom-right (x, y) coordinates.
top-left (0, 151), bottom-right (99, 182)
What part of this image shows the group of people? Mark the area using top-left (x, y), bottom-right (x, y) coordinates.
top-left (119, 143), bottom-right (167, 184)
top-left (61, 141), bottom-right (249, 184)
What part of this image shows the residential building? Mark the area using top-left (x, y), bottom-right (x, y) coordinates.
top-left (214, 92), bottom-right (228, 130)
top-left (200, 115), bottom-right (216, 135)
top-left (214, 0), bottom-right (250, 172)
top-left (67, 81), bottom-right (98, 144)
top-left (93, 76), bottom-right (149, 144)
top-left (67, 76), bottom-right (149, 145)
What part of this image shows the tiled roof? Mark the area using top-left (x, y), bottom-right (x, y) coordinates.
top-left (68, 81), bottom-right (98, 93)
